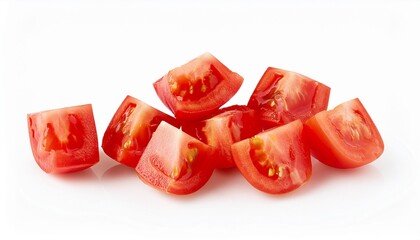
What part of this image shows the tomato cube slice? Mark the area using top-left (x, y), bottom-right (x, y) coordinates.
top-left (232, 120), bottom-right (311, 194)
top-left (154, 53), bottom-right (244, 121)
top-left (136, 122), bottom-right (214, 195)
top-left (27, 104), bottom-right (99, 174)
top-left (248, 67), bottom-right (330, 129)
top-left (304, 98), bottom-right (384, 168)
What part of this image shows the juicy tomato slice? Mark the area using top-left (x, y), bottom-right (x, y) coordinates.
top-left (136, 122), bottom-right (214, 195)
top-left (102, 95), bottom-right (180, 168)
top-left (248, 67), bottom-right (330, 129)
top-left (183, 105), bottom-right (262, 169)
top-left (27, 104), bottom-right (99, 174)
top-left (231, 120), bottom-right (311, 194)
top-left (304, 98), bottom-right (384, 168)
top-left (154, 52), bottom-right (244, 121)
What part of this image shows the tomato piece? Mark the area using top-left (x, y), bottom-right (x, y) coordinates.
top-left (304, 98), bottom-right (384, 168)
top-left (231, 120), bottom-right (311, 194)
top-left (183, 105), bottom-right (262, 168)
top-left (154, 52), bottom-right (244, 120)
top-left (136, 122), bottom-right (214, 195)
top-left (102, 95), bottom-right (180, 168)
top-left (27, 104), bottom-right (99, 174)
top-left (248, 67), bottom-right (330, 129)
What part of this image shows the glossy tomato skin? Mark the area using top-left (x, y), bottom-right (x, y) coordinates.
top-left (154, 52), bottom-right (244, 121)
top-left (304, 98), bottom-right (384, 169)
top-left (27, 104), bottom-right (99, 174)
top-left (102, 95), bottom-right (180, 168)
top-left (232, 120), bottom-right (311, 194)
top-left (136, 122), bottom-right (214, 195)
top-left (183, 105), bottom-right (262, 168)
top-left (248, 67), bottom-right (330, 129)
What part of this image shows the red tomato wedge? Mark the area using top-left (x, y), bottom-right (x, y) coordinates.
top-left (136, 122), bottom-right (214, 195)
top-left (102, 95), bottom-right (180, 168)
top-left (183, 105), bottom-right (262, 169)
top-left (27, 104), bottom-right (99, 174)
top-left (232, 120), bottom-right (311, 194)
top-left (248, 67), bottom-right (330, 129)
top-left (304, 98), bottom-right (384, 168)
top-left (154, 53), bottom-right (244, 121)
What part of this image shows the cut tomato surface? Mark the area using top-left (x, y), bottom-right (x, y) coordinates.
top-left (232, 120), bottom-right (311, 194)
top-left (248, 67), bottom-right (330, 129)
top-left (102, 95), bottom-right (180, 168)
top-left (136, 122), bottom-right (214, 195)
top-left (154, 53), bottom-right (244, 121)
top-left (183, 105), bottom-right (262, 168)
top-left (304, 98), bottom-right (384, 168)
top-left (27, 104), bottom-right (99, 174)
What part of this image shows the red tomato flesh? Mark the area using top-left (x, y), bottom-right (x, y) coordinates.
top-left (304, 98), bottom-right (384, 168)
top-left (232, 120), bottom-right (311, 194)
top-left (136, 122), bottom-right (214, 195)
top-left (27, 104), bottom-right (99, 174)
top-left (248, 67), bottom-right (330, 129)
top-left (102, 95), bottom-right (180, 168)
top-left (154, 53), bottom-right (244, 121)
top-left (183, 105), bottom-right (262, 168)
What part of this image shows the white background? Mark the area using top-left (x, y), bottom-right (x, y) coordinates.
top-left (1, 0), bottom-right (419, 239)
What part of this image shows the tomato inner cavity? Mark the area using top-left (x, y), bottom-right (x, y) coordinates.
top-left (250, 73), bottom-right (284, 109)
top-left (42, 114), bottom-right (84, 152)
top-left (249, 137), bottom-right (288, 180)
top-left (109, 103), bottom-right (163, 155)
top-left (110, 103), bottom-right (138, 151)
top-left (172, 143), bottom-right (199, 180)
top-left (251, 73), bottom-right (318, 122)
top-left (169, 65), bottom-right (223, 101)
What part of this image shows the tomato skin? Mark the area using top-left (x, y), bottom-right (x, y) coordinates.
top-left (154, 52), bottom-right (244, 121)
top-left (304, 98), bottom-right (384, 168)
top-left (27, 104), bottom-right (99, 174)
top-left (248, 67), bottom-right (330, 129)
top-left (136, 122), bottom-right (214, 195)
top-left (102, 95), bottom-right (180, 168)
top-left (231, 120), bottom-right (311, 194)
top-left (183, 105), bottom-right (262, 168)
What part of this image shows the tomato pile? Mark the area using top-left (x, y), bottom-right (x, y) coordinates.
top-left (27, 53), bottom-right (384, 195)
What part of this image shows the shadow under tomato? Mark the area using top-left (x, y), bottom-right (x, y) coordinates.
top-left (267, 157), bottom-right (384, 199)
top-left (52, 168), bottom-right (99, 182)
top-left (101, 163), bottom-right (137, 181)
top-left (90, 150), bottom-right (121, 178)
top-left (160, 167), bottom-right (244, 201)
